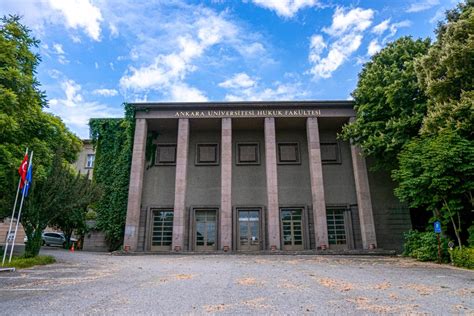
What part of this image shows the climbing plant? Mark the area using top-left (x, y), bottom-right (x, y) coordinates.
top-left (89, 103), bottom-right (135, 251)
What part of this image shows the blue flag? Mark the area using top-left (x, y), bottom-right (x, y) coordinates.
top-left (23, 164), bottom-right (33, 197)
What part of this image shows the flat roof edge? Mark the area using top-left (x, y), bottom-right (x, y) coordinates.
top-left (129, 100), bottom-right (354, 110)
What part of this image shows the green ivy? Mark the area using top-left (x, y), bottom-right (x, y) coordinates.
top-left (89, 103), bottom-right (135, 251)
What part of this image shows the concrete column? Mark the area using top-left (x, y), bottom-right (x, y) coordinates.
top-left (220, 118), bottom-right (232, 251)
top-left (349, 117), bottom-right (377, 249)
top-left (172, 118), bottom-right (190, 251)
top-left (306, 117), bottom-right (329, 249)
top-left (124, 118), bottom-right (147, 252)
top-left (264, 117), bottom-right (280, 250)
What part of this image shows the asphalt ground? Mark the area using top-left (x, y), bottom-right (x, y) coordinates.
top-left (0, 248), bottom-right (473, 315)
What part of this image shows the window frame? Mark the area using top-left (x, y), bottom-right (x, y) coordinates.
top-left (277, 142), bottom-right (301, 165)
top-left (85, 154), bottom-right (95, 169)
top-left (235, 142), bottom-right (261, 165)
top-left (320, 141), bottom-right (342, 164)
top-left (155, 143), bottom-right (177, 166)
top-left (195, 143), bottom-right (219, 166)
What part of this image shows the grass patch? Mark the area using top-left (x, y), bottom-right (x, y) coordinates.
top-left (2, 255), bottom-right (56, 269)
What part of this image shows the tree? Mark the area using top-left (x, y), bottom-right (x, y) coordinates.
top-left (22, 151), bottom-right (101, 257)
top-left (0, 15), bottom-right (81, 218)
top-left (395, 2), bottom-right (474, 247)
top-left (50, 171), bottom-right (101, 248)
top-left (340, 37), bottom-right (431, 170)
top-left (393, 130), bottom-right (474, 249)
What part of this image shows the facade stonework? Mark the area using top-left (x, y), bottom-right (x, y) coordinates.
top-left (124, 101), bottom-right (411, 252)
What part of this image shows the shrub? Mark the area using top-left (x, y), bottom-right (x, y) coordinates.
top-left (403, 230), bottom-right (449, 262)
top-left (468, 225), bottom-right (474, 247)
top-left (450, 247), bottom-right (474, 269)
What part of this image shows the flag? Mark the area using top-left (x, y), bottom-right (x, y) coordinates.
top-left (23, 164), bottom-right (33, 197)
top-left (18, 153), bottom-right (28, 189)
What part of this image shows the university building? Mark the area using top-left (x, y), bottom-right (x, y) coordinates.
top-left (123, 101), bottom-right (411, 253)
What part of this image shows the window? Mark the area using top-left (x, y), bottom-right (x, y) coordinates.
top-left (321, 142), bottom-right (341, 164)
top-left (86, 154), bottom-right (95, 168)
top-left (155, 144), bottom-right (177, 165)
top-left (327, 209), bottom-right (346, 245)
top-left (277, 143), bottom-right (300, 164)
top-left (196, 143), bottom-right (219, 165)
top-left (151, 210), bottom-right (173, 251)
top-left (236, 143), bottom-right (260, 165)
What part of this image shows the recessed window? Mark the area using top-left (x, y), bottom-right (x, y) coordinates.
top-left (236, 143), bottom-right (260, 165)
top-left (156, 144), bottom-right (177, 165)
top-left (277, 143), bottom-right (300, 164)
top-left (321, 142), bottom-right (341, 164)
top-left (86, 154), bottom-right (95, 168)
top-left (327, 208), bottom-right (346, 245)
top-left (196, 143), bottom-right (219, 165)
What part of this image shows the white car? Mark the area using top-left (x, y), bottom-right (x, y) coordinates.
top-left (42, 232), bottom-right (77, 247)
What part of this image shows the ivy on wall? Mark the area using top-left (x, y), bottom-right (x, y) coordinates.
top-left (89, 103), bottom-right (135, 251)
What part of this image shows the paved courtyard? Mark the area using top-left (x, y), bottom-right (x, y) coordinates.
top-left (0, 248), bottom-right (473, 314)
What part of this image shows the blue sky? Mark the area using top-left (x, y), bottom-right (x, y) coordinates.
top-left (2, 0), bottom-right (456, 138)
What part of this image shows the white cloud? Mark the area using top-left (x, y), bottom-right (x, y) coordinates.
top-left (385, 20), bottom-right (412, 40)
top-left (48, 0), bottom-right (103, 41)
top-left (220, 73), bottom-right (307, 101)
top-left (249, 0), bottom-right (321, 18)
top-left (407, 0), bottom-right (440, 13)
top-left (372, 19), bottom-right (390, 35)
top-left (1, 0), bottom-right (103, 41)
top-left (322, 7), bottom-right (374, 36)
top-left (309, 7), bottom-right (374, 79)
top-left (169, 83), bottom-right (208, 102)
top-left (118, 7), bottom-right (254, 101)
top-left (219, 73), bottom-right (256, 89)
top-left (52, 43), bottom-right (68, 64)
top-left (367, 40), bottom-right (382, 56)
top-left (92, 88), bottom-right (118, 97)
top-left (48, 79), bottom-right (122, 138)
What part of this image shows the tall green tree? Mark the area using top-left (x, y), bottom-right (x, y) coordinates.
top-left (0, 15), bottom-right (81, 218)
top-left (395, 2), bottom-right (474, 247)
top-left (50, 170), bottom-right (101, 248)
top-left (23, 151), bottom-right (101, 257)
top-left (340, 37), bottom-right (431, 170)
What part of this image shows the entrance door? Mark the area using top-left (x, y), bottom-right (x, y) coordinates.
top-left (194, 209), bottom-right (217, 251)
top-left (150, 210), bottom-right (173, 251)
top-left (280, 208), bottom-right (304, 250)
top-left (237, 209), bottom-right (260, 251)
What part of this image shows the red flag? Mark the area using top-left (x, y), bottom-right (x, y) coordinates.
top-left (18, 154), bottom-right (28, 189)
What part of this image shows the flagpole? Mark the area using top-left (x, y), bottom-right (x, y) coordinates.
top-left (2, 148), bottom-right (28, 267)
top-left (8, 151), bottom-right (33, 263)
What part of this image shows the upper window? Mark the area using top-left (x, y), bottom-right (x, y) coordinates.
top-left (236, 143), bottom-right (260, 165)
top-left (196, 143), bottom-right (219, 166)
top-left (277, 142), bottom-right (300, 165)
top-left (155, 144), bottom-right (177, 165)
top-left (86, 154), bottom-right (95, 168)
top-left (321, 142), bottom-right (341, 164)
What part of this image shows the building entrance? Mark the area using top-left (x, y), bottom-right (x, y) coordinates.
top-left (280, 208), bottom-right (304, 250)
top-left (194, 209), bottom-right (217, 251)
top-left (150, 210), bottom-right (173, 251)
top-left (237, 209), bottom-right (261, 251)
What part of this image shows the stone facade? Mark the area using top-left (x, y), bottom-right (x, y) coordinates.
top-left (124, 101), bottom-right (412, 252)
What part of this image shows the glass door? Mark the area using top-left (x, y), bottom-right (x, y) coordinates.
top-left (194, 209), bottom-right (217, 251)
top-left (280, 208), bottom-right (304, 250)
top-left (150, 210), bottom-right (173, 251)
top-left (237, 209), bottom-right (260, 251)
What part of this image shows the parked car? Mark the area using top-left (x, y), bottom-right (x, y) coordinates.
top-left (42, 232), bottom-right (77, 248)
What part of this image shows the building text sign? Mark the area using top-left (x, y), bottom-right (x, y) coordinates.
top-left (174, 109), bottom-right (322, 118)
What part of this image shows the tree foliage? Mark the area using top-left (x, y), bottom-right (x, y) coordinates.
top-left (340, 37), bottom-right (431, 170)
top-left (22, 151), bottom-right (101, 257)
top-left (395, 2), bottom-right (474, 248)
top-left (393, 130), bottom-right (474, 248)
top-left (0, 15), bottom-right (81, 218)
top-left (90, 104), bottom-right (135, 251)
